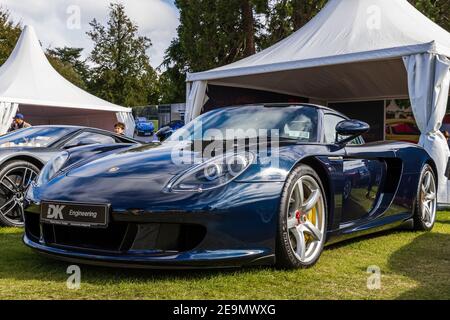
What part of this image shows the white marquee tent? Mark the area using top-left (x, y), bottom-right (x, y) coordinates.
top-left (0, 26), bottom-right (135, 136)
top-left (186, 0), bottom-right (450, 205)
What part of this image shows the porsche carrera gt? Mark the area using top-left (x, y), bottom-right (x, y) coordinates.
top-left (23, 104), bottom-right (437, 269)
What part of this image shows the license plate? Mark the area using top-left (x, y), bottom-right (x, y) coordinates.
top-left (145, 132), bottom-right (152, 136)
top-left (40, 201), bottom-right (109, 228)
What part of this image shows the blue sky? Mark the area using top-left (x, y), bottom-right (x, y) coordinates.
top-left (2, 0), bottom-right (180, 68)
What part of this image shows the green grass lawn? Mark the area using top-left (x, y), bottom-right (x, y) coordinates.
top-left (0, 212), bottom-right (449, 300)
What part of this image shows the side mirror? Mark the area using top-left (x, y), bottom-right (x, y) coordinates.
top-left (335, 120), bottom-right (370, 145)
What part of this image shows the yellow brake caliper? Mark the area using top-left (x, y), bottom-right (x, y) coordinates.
top-left (305, 207), bottom-right (317, 243)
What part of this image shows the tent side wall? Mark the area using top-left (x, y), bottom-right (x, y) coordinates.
top-left (18, 105), bottom-right (120, 132)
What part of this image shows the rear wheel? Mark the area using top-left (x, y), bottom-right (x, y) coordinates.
top-left (276, 164), bottom-right (327, 269)
top-left (0, 161), bottom-right (40, 227)
top-left (413, 164), bottom-right (437, 231)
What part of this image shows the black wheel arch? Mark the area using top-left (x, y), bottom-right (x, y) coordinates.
top-left (425, 158), bottom-right (438, 187)
top-left (290, 156), bottom-right (333, 231)
top-left (1, 155), bottom-right (45, 170)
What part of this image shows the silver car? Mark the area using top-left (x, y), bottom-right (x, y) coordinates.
top-left (0, 125), bottom-right (138, 227)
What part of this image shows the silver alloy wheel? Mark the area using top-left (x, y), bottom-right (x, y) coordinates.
top-left (287, 175), bottom-right (325, 264)
top-left (420, 170), bottom-right (437, 228)
top-left (0, 166), bottom-right (38, 226)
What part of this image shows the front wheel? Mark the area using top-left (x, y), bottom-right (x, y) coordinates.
top-left (0, 161), bottom-right (40, 227)
top-left (276, 164), bottom-right (327, 269)
top-left (413, 164), bottom-right (437, 231)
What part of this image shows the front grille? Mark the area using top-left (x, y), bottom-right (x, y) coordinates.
top-left (25, 212), bottom-right (206, 254)
top-left (24, 212), bottom-right (41, 243)
top-left (130, 223), bottom-right (206, 252)
top-left (42, 222), bottom-right (133, 253)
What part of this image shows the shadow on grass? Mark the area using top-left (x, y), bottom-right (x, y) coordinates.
top-left (1, 226), bottom-right (409, 285)
top-left (1, 212), bottom-right (449, 293)
top-left (0, 229), bottom-right (264, 285)
top-left (325, 228), bottom-right (405, 251)
top-left (388, 232), bottom-right (450, 299)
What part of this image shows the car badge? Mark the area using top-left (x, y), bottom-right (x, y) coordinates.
top-left (108, 167), bottom-right (120, 173)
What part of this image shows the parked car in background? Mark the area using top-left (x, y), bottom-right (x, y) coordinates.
top-left (385, 119), bottom-right (420, 143)
top-left (155, 120), bottom-right (185, 142)
top-left (134, 117), bottom-right (155, 137)
top-left (0, 126), bottom-right (139, 227)
top-left (24, 104), bottom-right (437, 269)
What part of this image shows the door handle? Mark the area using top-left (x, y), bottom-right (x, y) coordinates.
top-left (328, 156), bottom-right (343, 161)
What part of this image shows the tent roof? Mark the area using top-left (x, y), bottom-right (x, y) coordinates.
top-left (0, 26), bottom-right (130, 113)
top-left (188, 0), bottom-right (450, 82)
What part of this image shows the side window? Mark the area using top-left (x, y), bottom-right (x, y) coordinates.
top-left (66, 131), bottom-right (116, 147)
top-left (323, 114), bottom-right (345, 144)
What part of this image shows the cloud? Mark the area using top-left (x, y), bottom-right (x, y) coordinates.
top-left (1, 0), bottom-right (180, 69)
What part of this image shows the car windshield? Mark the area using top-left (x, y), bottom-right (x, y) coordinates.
top-left (0, 127), bottom-right (73, 148)
top-left (170, 105), bottom-right (319, 142)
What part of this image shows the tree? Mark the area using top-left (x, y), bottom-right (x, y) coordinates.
top-left (161, 0), bottom-right (269, 103)
top-left (46, 54), bottom-right (87, 89)
top-left (291, 0), bottom-right (327, 30)
top-left (47, 47), bottom-right (90, 83)
top-left (408, 0), bottom-right (449, 31)
top-left (159, 39), bottom-right (187, 104)
top-left (241, 0), bottom-right (269, 56)
top-left (87, 3), bottom-right (158, 107)
top-left (0, 7), bottom-right (21, 66)
top-left (260, 0), bottom-right (326, 48)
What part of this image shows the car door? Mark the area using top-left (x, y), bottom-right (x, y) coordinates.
top-left (323, 113), bottom-right (387, 224)
top-left (343, 138), bottom-right (389, 224)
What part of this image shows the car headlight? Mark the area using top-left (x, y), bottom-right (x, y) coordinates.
top-left (167, 152), bottom-right (254, 192)
top-left (36, 151), bottom-right (69, 186)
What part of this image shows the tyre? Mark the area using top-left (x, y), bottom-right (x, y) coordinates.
top-left (276, 164), bottom-right (328, 269)
top-left (413, 164), bottom-right (437, 231)
top-left (0, 161), bottom-right (40, 227)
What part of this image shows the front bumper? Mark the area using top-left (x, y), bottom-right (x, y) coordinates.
top-left (23, 234), bottom-right (273, 269)
top-left (136, 129), bottom-right (153, 135)
top-left (24, 180), bottom-right (283, 269)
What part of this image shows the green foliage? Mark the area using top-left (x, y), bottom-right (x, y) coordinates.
top-left (46, 54), bottom-right (87, 89)
top-left (86, 3), bottom-right (158, 107)
top-left (1, 1), bottom-right (449, 107)
top-left (408, 0), bottom-right (449, 31)
top-left (161, 0), bottom-right (270, 105)
top-left (47, 47), bottom-right (90, 84)
top-left (260, 0), bottom-right (326, 49)
top-left (0, 7), bottom-right (21, 65)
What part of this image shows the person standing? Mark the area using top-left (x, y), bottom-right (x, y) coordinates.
top-left (114, 122), bottom-right (126, 135)
top-left (8, 114), bottom-right (31, 132)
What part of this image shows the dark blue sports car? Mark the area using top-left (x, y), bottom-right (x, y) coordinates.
top-left (23, 104), bottom-right (437, 269)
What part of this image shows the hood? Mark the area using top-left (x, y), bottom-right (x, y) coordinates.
top-left (64, 139), bottom-right (304, 181)
top-left (66, 141), bottom-right (196, 179)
